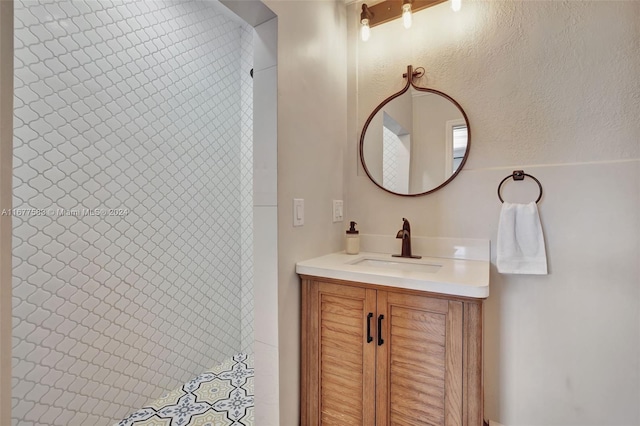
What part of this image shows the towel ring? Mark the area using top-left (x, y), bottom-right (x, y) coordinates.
top-left (497, 170), bottom-right (543, 203)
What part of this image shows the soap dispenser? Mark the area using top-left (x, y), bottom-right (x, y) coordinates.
top-left (345, 221), bottom-right (360, 255)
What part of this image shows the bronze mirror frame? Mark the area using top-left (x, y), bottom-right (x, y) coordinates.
top-left (359, 65), bottom-right (471, 197)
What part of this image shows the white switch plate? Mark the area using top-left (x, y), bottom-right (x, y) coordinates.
top-left (332, 200), bottom-right (344, 222)
top-left (293, 198), bottom-right (304, 227)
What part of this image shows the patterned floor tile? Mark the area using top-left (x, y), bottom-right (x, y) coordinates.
top-left (117, 353), bottom-right (254, 426)
top-left (188, 409), bottom-right (232, 426)
top-left (147, 388), bottom-right (189, 410)
top-left (130, 416), bottom-right (172, 426)
top-left (193, 378), bottom-right (235, 404)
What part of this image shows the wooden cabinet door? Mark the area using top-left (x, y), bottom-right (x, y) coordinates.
top-left (375, 291), bottom-right (464, 426)
top-left (304, 280), bottom-right (377, 425)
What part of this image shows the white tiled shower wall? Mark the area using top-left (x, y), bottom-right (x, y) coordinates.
top-left (12, 1), bottom-right (253, 425)
top-left (382, 126), bottom-right (399, 192)
top-left (239, 25), bottom-right (254, 355)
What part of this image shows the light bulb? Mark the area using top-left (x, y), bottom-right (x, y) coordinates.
top-left (402, 3), bottom-right (412, 29)
top-left (361, 18), bottom-right (371, 41)
top-left (451, 0), bottom-right (461, 12)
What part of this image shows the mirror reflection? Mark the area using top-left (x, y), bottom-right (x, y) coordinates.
top-left (361, 86), bottom-right (469, 195)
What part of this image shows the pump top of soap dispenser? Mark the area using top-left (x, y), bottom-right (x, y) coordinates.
top-left (347, 221), bottom-right (359, 234)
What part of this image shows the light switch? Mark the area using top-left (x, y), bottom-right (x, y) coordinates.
top-left (293, 198), bottom-right (304, 227)
top-left (332, 200), bottom-right (344, 222)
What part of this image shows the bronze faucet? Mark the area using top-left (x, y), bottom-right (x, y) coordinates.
top-left (392, 218), bottom-right (422, 259)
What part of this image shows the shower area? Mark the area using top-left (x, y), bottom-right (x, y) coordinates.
top-left (11, 0), bottom-right (264, 424)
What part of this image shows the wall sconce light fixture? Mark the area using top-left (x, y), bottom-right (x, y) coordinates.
top-left (401, 0), bottom-right (413, 28)
top-left (360, 0), bottom-right (460, 41)
top-left (360, 4), bottom-right (373, 41)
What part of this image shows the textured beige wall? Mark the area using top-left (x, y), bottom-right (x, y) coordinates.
top-left (0, 1), bottom-right (12, 424)
top-left (262, 1), bottom-right (348, 424)
top-left (348, 1), bottom-right (639, 425)
top-left (354, 0), bottom-right (639, 168)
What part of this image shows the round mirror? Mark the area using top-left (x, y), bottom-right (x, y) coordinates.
top-left (360, 70), bottom-right (470, 196)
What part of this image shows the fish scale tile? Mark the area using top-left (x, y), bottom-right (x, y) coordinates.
top-left (13, 1), bottom-right (254, 425)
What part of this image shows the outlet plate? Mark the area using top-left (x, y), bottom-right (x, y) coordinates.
top-left (332, 200), bottom-right (344, 222)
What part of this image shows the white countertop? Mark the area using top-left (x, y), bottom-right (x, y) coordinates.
top-left (296, 237), bottom-right (490, 298)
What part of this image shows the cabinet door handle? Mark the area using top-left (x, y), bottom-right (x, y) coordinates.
top-left (377, 314), bottom-right (384, 346)
top-left (366, 313), bottom-right (373, 343)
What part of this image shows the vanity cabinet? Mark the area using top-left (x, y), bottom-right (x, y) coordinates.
top-left (300, 276), bottom-right (484, 426)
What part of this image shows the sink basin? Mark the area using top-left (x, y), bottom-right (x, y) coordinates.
top-left (351, 258), bottom-right (442, 273)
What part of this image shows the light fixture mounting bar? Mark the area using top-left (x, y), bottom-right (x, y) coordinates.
top-left (366, 0), bottom-right (447, 28)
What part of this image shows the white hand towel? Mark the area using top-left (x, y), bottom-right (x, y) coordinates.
top-left (497, 202), bottom-right (548, 274)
